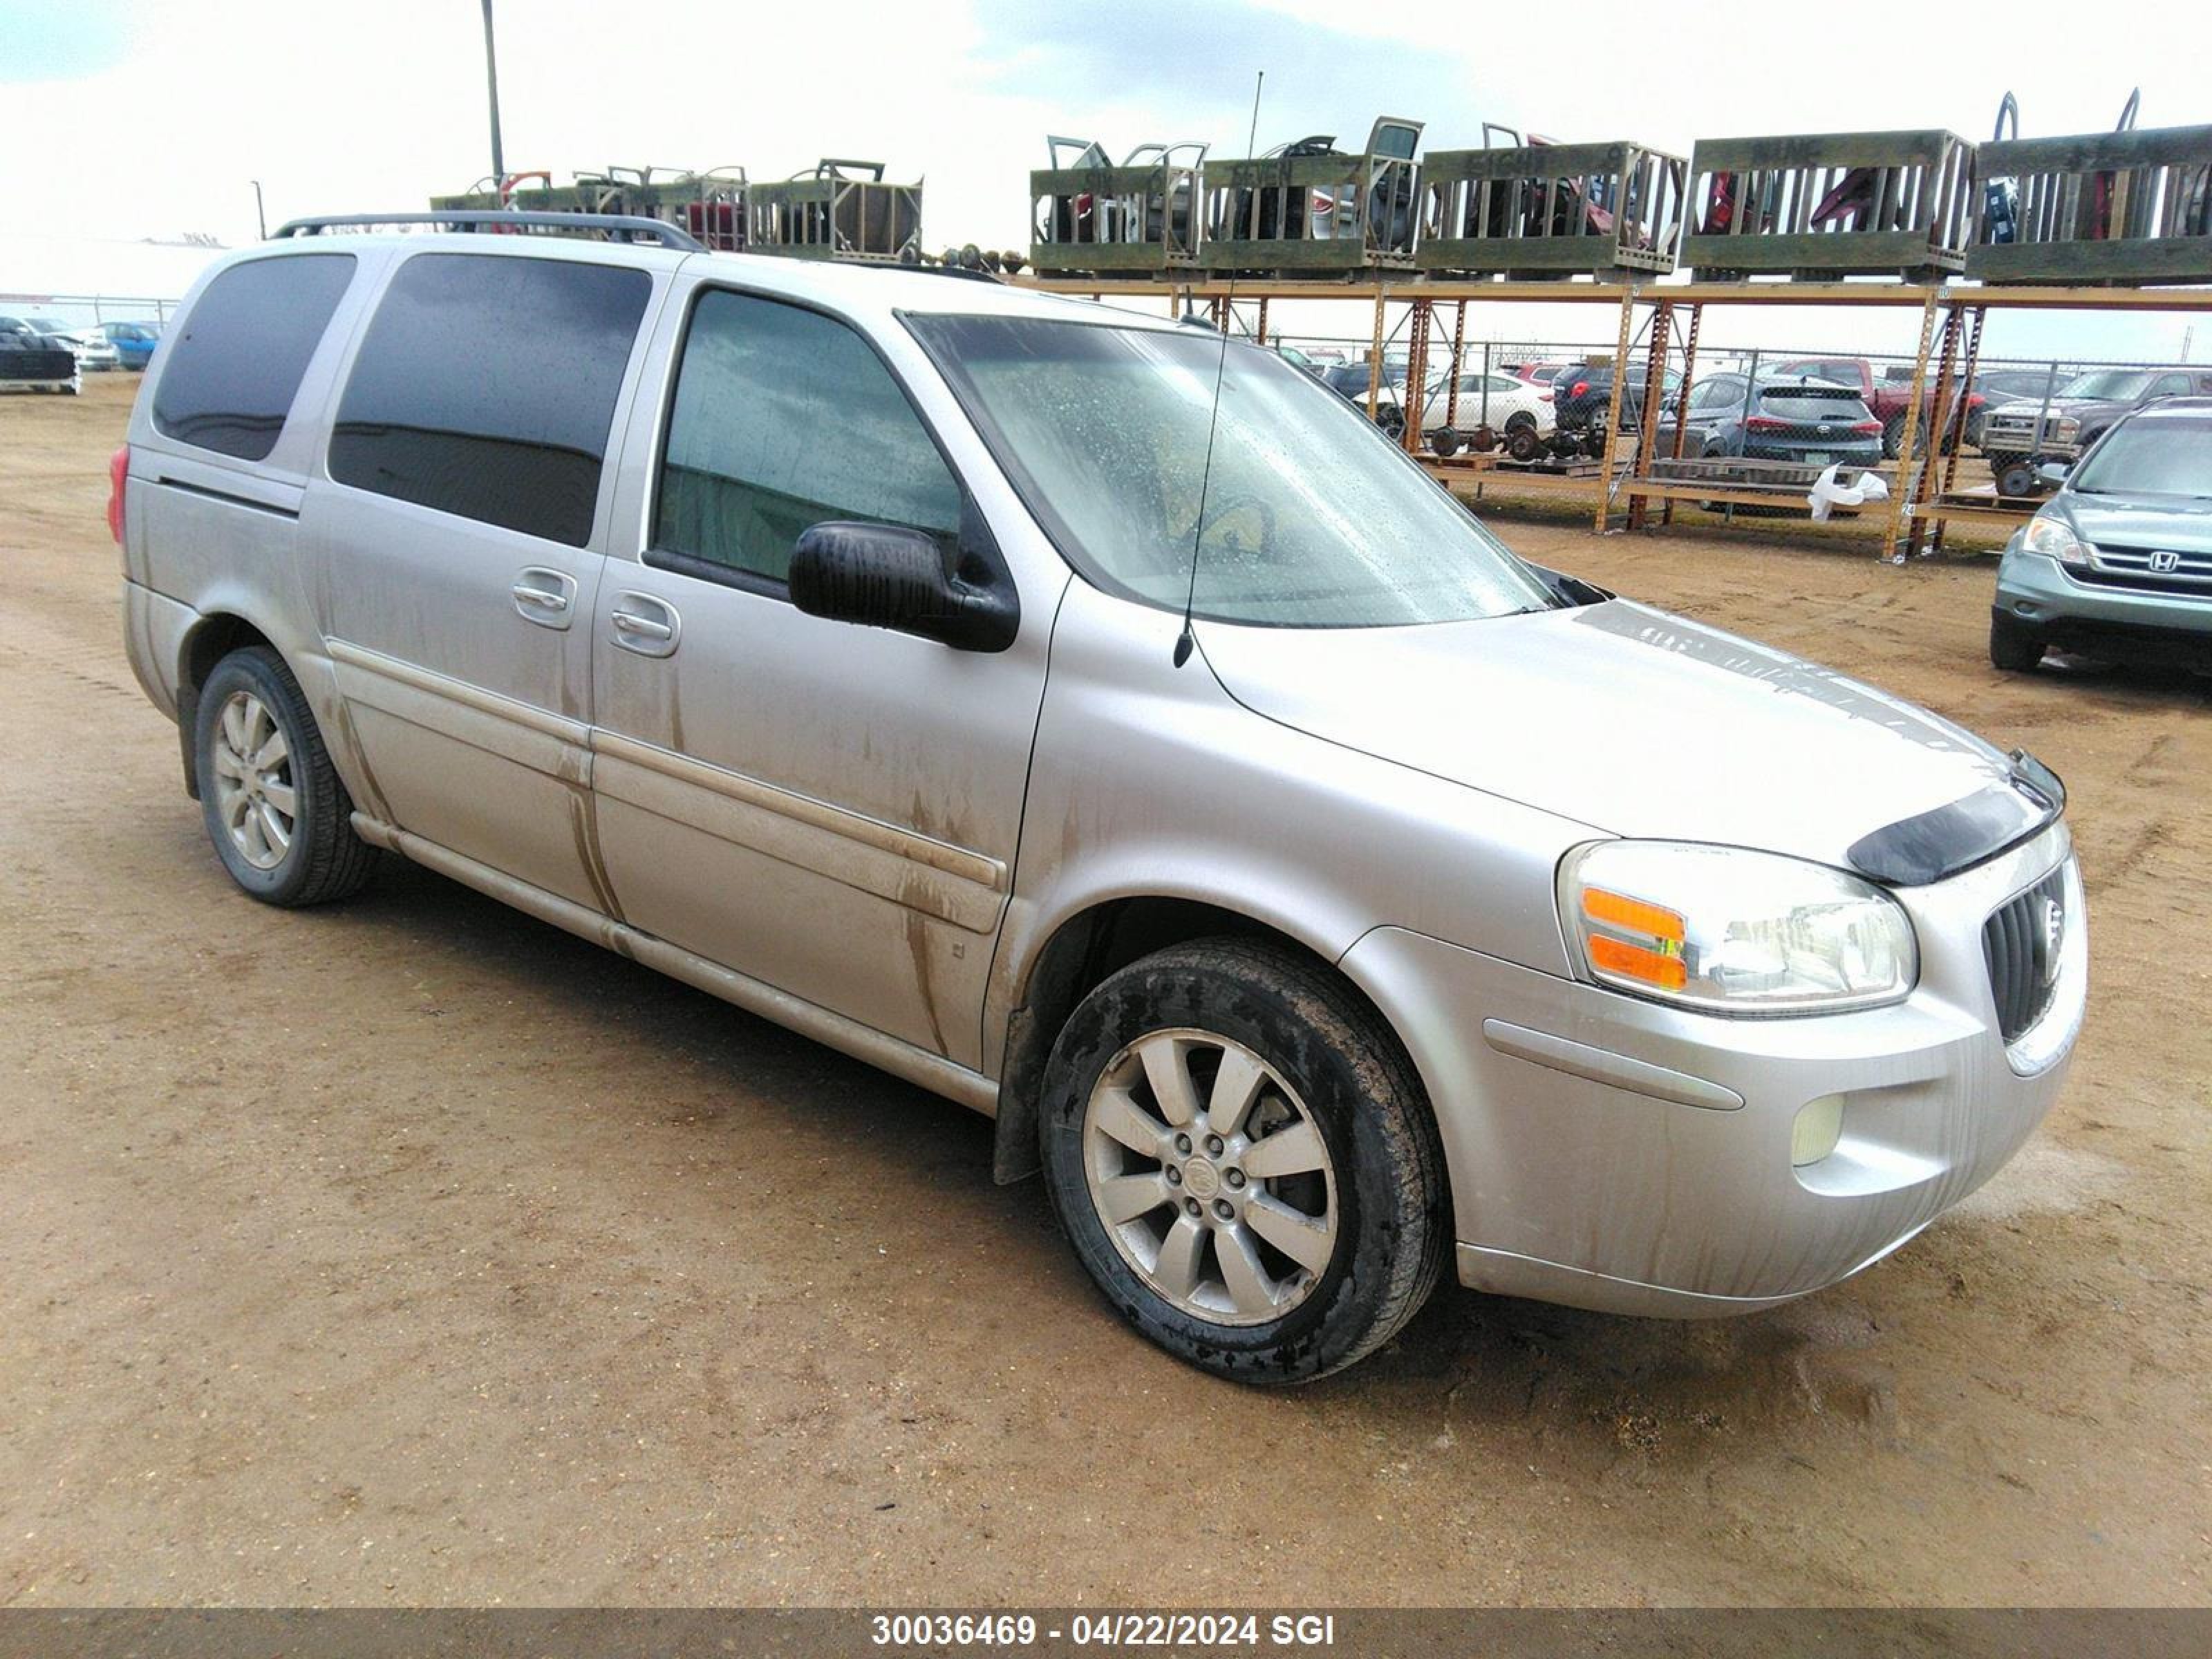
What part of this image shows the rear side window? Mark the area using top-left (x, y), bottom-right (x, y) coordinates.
top-left (330, 253), bottom-right (651, 547)
top-left (152, 254), bottom-right (355, 461)
top-left (652, 290), bottom-right (962, 588)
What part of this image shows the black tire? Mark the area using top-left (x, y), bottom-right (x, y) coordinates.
top-left (1882, 413), bottom-right (1908, 460)
top-left (194, 646), bottom-right (378, 906)
top-left (1039, 938), bottom-right (1447, 1385)
top-left (1994, 458), bottom-right (2041, 499)
top-left (1989, 610), bottom-right (2047, 673)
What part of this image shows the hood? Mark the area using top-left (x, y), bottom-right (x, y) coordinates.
top-left (2058, 491), bottom-right (2212, 552)
top-left (1996, 395), bottom-right (2120, 420)
top-left (1199, 599), bottom-right (2041, 879)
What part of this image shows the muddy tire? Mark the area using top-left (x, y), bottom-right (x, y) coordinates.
top-left (194, 646), bottom-right (378, 907)
top-left (1039, 938), bottom-right (1447, 1385)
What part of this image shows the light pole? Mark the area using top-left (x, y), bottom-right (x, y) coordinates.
top-left (251, 179), bottom-right (266, 240)
top-left (480, 0), bottom-right (506, 187)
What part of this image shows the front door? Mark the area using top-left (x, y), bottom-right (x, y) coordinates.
top-left (306, 247), bottom-right (657, 910)
top-left (588, 285), bottom-right (1053, 1067)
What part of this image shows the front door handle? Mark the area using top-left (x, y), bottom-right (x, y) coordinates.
top-left (610, 592), bottom-right (680, 657)
top-left (512, 567), bottom-right (577, 629)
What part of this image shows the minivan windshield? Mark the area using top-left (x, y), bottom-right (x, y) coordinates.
top-left (907, 315), bottom-right (1558, 627)
top-left (2069, 417), bottom-right (2212, 498)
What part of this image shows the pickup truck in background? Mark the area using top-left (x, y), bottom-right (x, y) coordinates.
top-left (1775, 355), bottom-right (1985, 460)
top-left (1978, 366), bottom-right (2212, 497)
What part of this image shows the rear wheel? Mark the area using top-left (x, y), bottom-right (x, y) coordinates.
top-left (1040, 939), bottom-right (1447, 1385)
top-left (1989, 611), bottom-right (2047, 673)
top-left (1994, 457), bottom-right (2041, 498)
top-left (195, 646), bottom-right (378, 906)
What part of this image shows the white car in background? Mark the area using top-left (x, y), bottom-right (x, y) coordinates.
top-left (1421, 368), bottom-right (1556, 448)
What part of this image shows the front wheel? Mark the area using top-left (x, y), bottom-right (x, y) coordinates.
top-left (1989, 610), bottom-right (2047, 673)
top-left (1040, 939), bottom-right (1447, 1385)
top-left (195, 646), bottom-right (378, 906)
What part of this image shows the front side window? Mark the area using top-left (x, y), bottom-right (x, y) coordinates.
top-left (653, 290), bottom-right (962, 587)
top-left (909, 314), bottom-right (1557, 628)
top-left (153, 254), bottom-right (355, 461)
top-left (330, 253), bottom-right (650, 547)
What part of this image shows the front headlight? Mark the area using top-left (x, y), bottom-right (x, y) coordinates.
top-left (2021, 513), bottom-right (2090, 568)
top-left (1559, 841), bottom-right (1918, 1015)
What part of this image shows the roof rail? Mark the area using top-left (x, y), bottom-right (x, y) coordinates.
top-left (270, 211), bottom-right (704, 252)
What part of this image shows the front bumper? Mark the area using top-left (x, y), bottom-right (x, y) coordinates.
top-left (1997, 546), bottom-right (2212, 662)
top-left (1342, 823), bottom-right (2084, 1317)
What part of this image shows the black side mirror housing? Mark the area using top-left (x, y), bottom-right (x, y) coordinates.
top-left (789, 510), bottom-right (1020, 653)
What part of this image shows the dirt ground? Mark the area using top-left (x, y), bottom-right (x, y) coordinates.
top-left (2, 375), bottom-right (2206, 1609)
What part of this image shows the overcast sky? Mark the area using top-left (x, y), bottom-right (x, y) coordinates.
top-left (6, 0), bottom-right (2211, 358)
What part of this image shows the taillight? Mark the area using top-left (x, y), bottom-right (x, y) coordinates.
top-left (107, 444), bottom-right (129, 545)
top-left (1851, 419), bottom-right (1884, 435)
top-left (1745, 416), bottom-right (1788, 433)
top-left (1570, 379), bottom-right (1590, 399)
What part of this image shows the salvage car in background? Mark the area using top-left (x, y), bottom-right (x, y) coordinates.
top-left (100, 320), bottom-right (163, 371)
top-left (1777, 354), bottom-right (1983, 460)
top-left (1991, 397), bottom-right (2212, 672)
top-left (1981, 366), bottom-right (2212, 497)
top-left (0, 317), bottom-right (81, 393)
top-left (1550, 358), bottom-right (1682, 441)
top-left (4, 313), bottom-right (120, 372)
top-left (1420, 370), bottom-right (1555, 455)
top-left (1654, 373), bottom-right (1884, 467)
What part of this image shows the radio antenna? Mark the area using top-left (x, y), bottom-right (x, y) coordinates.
top-left (1174, 68), bottom-right (1265, 668)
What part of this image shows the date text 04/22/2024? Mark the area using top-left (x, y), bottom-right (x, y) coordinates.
top-left (870, 1613), bottom-right (1339, 1648)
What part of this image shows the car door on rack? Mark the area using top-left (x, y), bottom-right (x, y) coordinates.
top-left (587, 285), bottom-right (1052, 1068)
top-left (305, 248), bottom-right (656, 911)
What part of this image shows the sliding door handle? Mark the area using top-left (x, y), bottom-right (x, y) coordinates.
top-left (610, 592), bottom-right (680, 657)
top-left (511, 568), bottom-right (577, 629)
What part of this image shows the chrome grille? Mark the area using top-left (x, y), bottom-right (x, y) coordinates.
top-left (1983, 867), bottom-right (2068, 1045)
top-left (2073, 543), bottom-right (2212, 597)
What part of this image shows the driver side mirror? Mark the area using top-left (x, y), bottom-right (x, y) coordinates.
top-left (2036, 460), bottom-right (2072, 487)
top-left (789, 518), bottom-right (1020, 653)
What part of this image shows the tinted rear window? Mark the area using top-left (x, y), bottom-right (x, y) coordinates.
top-left (153, 254), bottom-right (356, 461)
top-left (329, 253), bottom-right (651, 547)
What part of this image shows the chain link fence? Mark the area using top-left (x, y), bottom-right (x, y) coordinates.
top-left (1263, 321), bottom-right (2211, 527)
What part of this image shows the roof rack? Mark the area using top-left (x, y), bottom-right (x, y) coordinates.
top-left (270, 211), bottom-right (704, 252)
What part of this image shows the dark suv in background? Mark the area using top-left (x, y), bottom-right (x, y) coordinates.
top-left (1550, 359), bottom-right (1682, 442)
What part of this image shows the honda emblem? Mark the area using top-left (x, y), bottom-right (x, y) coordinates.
top-left (2148, 550), bottom-right (2181, 574)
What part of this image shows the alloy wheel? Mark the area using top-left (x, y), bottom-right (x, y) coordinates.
top-left (1082, 1028), bottom-right (1339, 1327)
top-left (209, 690), bottom-right (297, 871)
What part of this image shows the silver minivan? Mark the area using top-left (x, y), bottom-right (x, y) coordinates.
top-left (116, 221), bottom-right (2086, 1382)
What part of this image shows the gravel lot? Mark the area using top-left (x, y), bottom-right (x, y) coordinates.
top-left (3, 375), bottom-right (2206, 1607)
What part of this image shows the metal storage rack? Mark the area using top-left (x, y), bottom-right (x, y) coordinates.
top-left (1199, 120), bottom-right (1423, 277)
top-left (1971, 124), bottom-right (2212, 285)
top-left (431, 167), bottom-right (751, 251)
top-left (744, 160), bottom-right (924, 263)
top-left (1029, 140), bottom-right (1208, 276)
top-left (1416, 138), bottom-right (1686, 281)
top-left (1684, 131), bottom-right (1976, 281)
